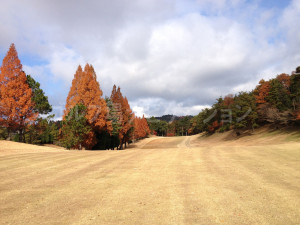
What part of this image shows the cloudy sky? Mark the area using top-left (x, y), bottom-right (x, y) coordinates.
top-left (0, 0), bottom-right (299, 118)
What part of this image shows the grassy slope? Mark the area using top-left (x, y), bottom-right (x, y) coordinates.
top-left (0, 129), bottom-right (299, 225)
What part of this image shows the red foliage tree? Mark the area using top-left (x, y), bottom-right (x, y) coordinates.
top-left (152, 130), bottom-right (157, 135)
top-left (208, 120), bottom-right (219, 133)
top-left (223, 94), bottom-right (234, 107)
top-left (0, 44), bottom-right (37, 141)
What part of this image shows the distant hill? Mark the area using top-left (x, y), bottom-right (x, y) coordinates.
top-left (154, 114), bottom-right (193, 123)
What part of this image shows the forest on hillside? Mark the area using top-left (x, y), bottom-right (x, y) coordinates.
top-left (148, 68), bottom-right (300, 136)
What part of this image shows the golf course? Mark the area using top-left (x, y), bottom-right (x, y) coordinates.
top-left (1, 130), bottom-right (299, 225)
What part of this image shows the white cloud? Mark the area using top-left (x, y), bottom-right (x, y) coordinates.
top-left (0, 0), bottom-right (299, 117)
top-left (132, 106), bottom-right (147, 118)
top-left (130, 97), bottom-right (210, 116)
top-left (47, 46), bottom-right (85, 83)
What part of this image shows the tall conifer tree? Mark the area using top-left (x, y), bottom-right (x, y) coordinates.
top-left (0, 44), bottom-right (37, 141)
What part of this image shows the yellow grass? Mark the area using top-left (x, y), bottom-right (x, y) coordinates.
top-left (0, 132), bottom-right (299, 224)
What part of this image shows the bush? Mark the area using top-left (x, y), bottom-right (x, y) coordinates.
top-left (0, 127), bottom-right (8, 140)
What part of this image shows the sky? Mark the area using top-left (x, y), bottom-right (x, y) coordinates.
top-left (0, 0), bottom-right (299, 119)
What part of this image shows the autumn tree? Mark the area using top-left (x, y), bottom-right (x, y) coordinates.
top-left (0, 44), bottom-right (37, 141)
top-left (141, 115), bottom-right (151, 136)
top-left (133, 117), bottom-right (143, 140)
top-left (254, 79), bottom-right (270, 104)
top-left (133, 115), bottom-right (150, 140)
top-left (253, 79), bottom-right (272, 123)
top-left (81, 64), bottom-right (111, 132)
top-left (208, 120), bottom-right (220, 133)
top-left (63, 64), bottom-right (111, 149)
top-left (120, 96), bottom-right (134, 148)
top-left (64, 65), bottom-right (83, 115)
top-left (276, 73), bottom-right (291, 89)
top-left (223, 94), bottom-right (234, 107)
top-left (110, 85), bottom-right (134, 149)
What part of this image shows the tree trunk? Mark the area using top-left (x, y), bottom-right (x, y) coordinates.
top-left (6, 128), bottom-right (11, 141)
top-left (19, 129), bottom-right (24, 142)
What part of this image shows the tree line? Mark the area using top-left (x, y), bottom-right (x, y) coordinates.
top-left (148, 69), bottom-right (300, 136)
top-left (0, 44), bottom-right (150, 149)
top-left (1, 43), bottom-right (299, 143)
top-left (147, 115), bottom-right (192, 136)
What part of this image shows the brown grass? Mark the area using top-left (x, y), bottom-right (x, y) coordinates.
top-left (0, 131), bottom-right (299, 224)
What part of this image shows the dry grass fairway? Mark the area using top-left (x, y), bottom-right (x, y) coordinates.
top-left (0, 132), bottom-right (300, 225)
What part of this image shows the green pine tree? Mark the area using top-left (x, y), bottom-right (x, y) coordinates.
top-left (26, 75), bottom-right (52, 114)
top-left (61, 104), bottom-right (91, 150)
top-left (232, 92), bottom-right (258, 130)
top-left (267, 79), bottom-right (291, 111)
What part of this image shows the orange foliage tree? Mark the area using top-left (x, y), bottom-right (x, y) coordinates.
top-left (110, 85), bottom-right (134, 149)
top-left (63, 64), bottom-right (111, 149)
top-left (133, 116), bottom-right (144, 139)
top-left (133, 115), bottom-right (150, 140)
top-left (120, 96), bottom-right (134, 148)
top-left (142, 115), bottom-right (151, 136)
top-left (0, 44), bottom-right (37, 141)
top-left (277, 73), bottom-right (291, 90)
top-left (255, 79), bottom-right (270, 104)
top-left (64, 65), bottom-right (83, 114)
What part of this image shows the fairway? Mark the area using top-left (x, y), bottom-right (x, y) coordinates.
top-left (0, 136), bottom-right (300, 225)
